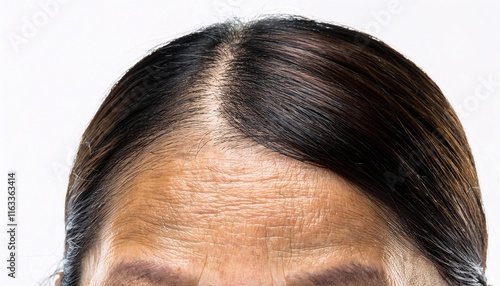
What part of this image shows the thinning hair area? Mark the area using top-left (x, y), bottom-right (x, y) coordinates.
top-left (62, 15), bottom-right (487, 286)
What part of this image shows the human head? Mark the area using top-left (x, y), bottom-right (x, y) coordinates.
top-left (61, 15), bottom-right (487, 285)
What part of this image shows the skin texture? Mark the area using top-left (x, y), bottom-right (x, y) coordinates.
top-left (78, 137), bottom-right (445, 286)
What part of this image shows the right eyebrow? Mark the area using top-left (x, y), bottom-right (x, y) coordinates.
top-left (104, 260), bottom-right (198, 286)
top-left (289, 262), bottom-right (388, 286)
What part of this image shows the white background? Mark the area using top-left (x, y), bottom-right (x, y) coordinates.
top-left (0, 1), bottom-right (499, 285)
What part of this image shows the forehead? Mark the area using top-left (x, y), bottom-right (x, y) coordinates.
top-left (95, 142), bottom-right (390, 282)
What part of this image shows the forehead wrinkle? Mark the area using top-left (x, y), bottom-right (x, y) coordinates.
top-left (110, 143), bottom-right (387, 225)
top-left (116, 160), bottom-right (374, 231)
top-left (98, 141), bottom-right (391, 279)
top-left (108, 173), bottom-right (387, 256)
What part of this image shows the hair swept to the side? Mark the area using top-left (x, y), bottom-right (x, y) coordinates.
top-left (61, 15), bottom-right (487, 285)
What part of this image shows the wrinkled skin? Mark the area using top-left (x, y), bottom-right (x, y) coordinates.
top-left (76, 139), bottom-right (444, 286)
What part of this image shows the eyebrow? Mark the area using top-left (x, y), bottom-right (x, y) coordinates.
top-left (105, 260), bottom-right (197, 286)
top-left (290, 263), bottom-right (388, 286)
top-left (105, 260), bottom-right (386, 286)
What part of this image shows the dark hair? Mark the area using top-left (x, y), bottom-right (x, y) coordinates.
top-left (62, 15), bottom-right (487, 285)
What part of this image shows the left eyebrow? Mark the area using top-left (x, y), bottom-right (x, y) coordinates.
top-left (104, 260), bottom-right (198, 286)
top-left (289, 262), bottom-right (388, 286)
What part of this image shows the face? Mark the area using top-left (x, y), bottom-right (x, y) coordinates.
top-left (78, 139), bottom-right (444, 286)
